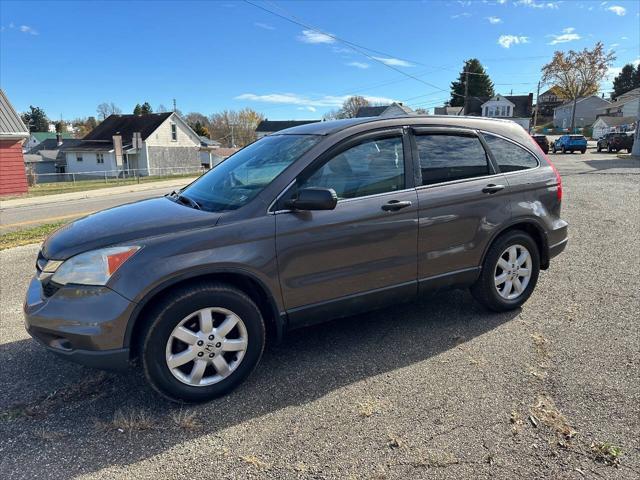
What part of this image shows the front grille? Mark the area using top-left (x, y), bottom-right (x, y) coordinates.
top-left (42, 282), bottom-right (60, 297)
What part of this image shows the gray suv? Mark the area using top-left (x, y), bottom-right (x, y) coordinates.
top-left (24, 116), bottom-right (568, 402)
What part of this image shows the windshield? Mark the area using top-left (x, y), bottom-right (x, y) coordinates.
top-left (181, 134), bottom-right (319, 211)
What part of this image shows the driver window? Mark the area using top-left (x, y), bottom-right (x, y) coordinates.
top-left (299, 136), bottom-right (405, 200)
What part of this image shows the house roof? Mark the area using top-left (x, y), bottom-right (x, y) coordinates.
top-left (256, 120), bottom-right (320, 132)
top-left (597, 95), bottom-right (639, 111)
top-left (62, 141), bottom-right (115, 152)
top-left (433, 106), bottom-right (464, 116)
top-left (83, 113), bottom-right (173, 143)
top-left (199, 136), bottom-right (221, 147)
top-left (556, 95), bottom-right (610, 109)
top-left (593, 116), bottom-right (636, 127)
top-left (27, 138), bottom-right (82, 154)
top-left (30, 132), bottom-right (74, 142)
top-left (211, 147), bottom-right (240, 158)
top-left (355, 106), bottom-right (388, 117)
top-left (0, 89), bottom-right (29, 137)
top-left (616, 87), bottom-right (640, 103)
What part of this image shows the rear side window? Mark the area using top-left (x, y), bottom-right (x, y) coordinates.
top-left (483, 133), bottom-right (538, 172)
top-left (415, 134), bottom-right (490, 186)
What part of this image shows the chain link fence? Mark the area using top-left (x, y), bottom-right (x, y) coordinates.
top-left (27, 166), bottom-right (207, 186)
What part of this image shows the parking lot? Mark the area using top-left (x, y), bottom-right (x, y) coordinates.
top-left (1, 149), bottom-right (638, 479)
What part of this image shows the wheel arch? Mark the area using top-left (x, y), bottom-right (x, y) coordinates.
top-left (481, 220), bottom-right (549, 271)
top-left (126, 269), bottom-right (285, 360)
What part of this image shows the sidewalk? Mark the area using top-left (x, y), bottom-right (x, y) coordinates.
top-left (0, 177), bottom-right (198, 209)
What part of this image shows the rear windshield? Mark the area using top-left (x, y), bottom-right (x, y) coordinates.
top-left (181, 134), bottom-right (319, 211)
top-left (569, 135), bottom-right (586, 140)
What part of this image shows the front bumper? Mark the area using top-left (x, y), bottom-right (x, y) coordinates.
top-left (23, 276), bottom-right (135, 371)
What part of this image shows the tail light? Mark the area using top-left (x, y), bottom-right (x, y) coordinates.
top-left (531, 135), bottom-right (562, 202)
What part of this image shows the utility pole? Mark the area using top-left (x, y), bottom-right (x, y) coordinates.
top-left (533, 81), bottom-right (541, 133)
top-left (230, 124), bottom-right (236, 148)
top-left (463, 70), bottom-right (469, 116)
top-left (173, 98), bottom-right (177, 113)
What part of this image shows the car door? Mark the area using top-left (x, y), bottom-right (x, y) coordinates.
top-left (410, 127), bottom-right (511, 293)
top-left (274, 129), bottom-right (419, 328)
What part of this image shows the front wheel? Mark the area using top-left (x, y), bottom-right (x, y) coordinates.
top-left (471, 231), bottom-right (540, 312)
top-left (597, 145), bottom-right (601, 152)
top-left (628, 148), bottom-right (633, 154)
top-left (581, 149), bottom-right (586, 154)
top-left (561, 146), bottom-right (566, 154)
top-left (141, 283), bottom-right (265, 403)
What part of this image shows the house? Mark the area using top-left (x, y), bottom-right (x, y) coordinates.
top-left (256, 120), bottom-right (320, 139)
top-left (553, 96), bottom-right (611, 129)
top-left (355, 102), bottom-right (414, 118)
top-left (479, 94), bottom-right (533, 130)
top-left (24, 134), bottom-right (82, 177)
top-left (199, 136), bottom-right (224, 168)
top-left (208, 147), bottom-right (240, 169)
top-left (536, 87), bottom-right (563, 118)
top-left (0, 89), bottom-right (30, 196)
top-left (433, 106), bottom-right (463, 116)
top-left (596, 88), bottom-right (639, 119)
top-left (64, 112), bottom-right (201, 177)
top-left (592, 116), bottom-right (637, 139)
top-left (24, 131), bottom-right (74, 152)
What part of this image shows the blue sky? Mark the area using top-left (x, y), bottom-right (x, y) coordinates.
top-left (1, 0), bottom-right (638, 121)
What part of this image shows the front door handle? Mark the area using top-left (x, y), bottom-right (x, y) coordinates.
top-left (381, 200), bottom-right (412, 211)
top-left (482, 184), bottom-right (505, 194)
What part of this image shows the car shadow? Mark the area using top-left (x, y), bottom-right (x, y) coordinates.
top-left (584, 157), bottom-right (640, 172)
top-left (0, 289), bottom-right (519, 478)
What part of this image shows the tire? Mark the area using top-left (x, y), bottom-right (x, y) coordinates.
top-left (581, 149), bottom-right (586, 154)
top-left (141, 282), bottom-right (265, 403)
top-left (552, 146), bottom-right (556, 154)
top-left (561, 146), bottom-right (566, 154)
top-left (471, 230), bottom-right (540, 312)
top-left (597, 145), bottom-right (601, 152)
top-left (608, 145), bottom-right (612, 153)
top-left (628, 148), bottom-right (633, 154)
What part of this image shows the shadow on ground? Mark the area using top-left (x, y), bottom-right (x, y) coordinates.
top-left (0, 289), bottom-right (518, 478)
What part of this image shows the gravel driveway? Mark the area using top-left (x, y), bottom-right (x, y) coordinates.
top-left (1, 151), bottom-right (638, 480)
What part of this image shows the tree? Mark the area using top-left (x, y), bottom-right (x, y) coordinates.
top-left (156, 104), bottom-right (168, 113)
top-left (184, 112), bottom-right (211, 137)
top-left (21, 105), bottom-right (49, 132)
top-left (71, 116), bottom-right (98, 138)
top-left (340, 95), bottom-right (370, 118)
top-left (414, 108), bottom-right (429, 115)
top-left (542, 42), bottom-right (615, 132)
top-left (133, 102), bottom-right (153, 115)
top-left (450, 59), bottom-right (495, 108)
top-left (54, 121), bottom-right (67, 133)
top-left (96, 102), bottom-right (122, 119)
top-left (612, 64), bottom-right (639, 100)
top-left (209, 108), bottom-right (264, 147)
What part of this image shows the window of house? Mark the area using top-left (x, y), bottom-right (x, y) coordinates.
top-left (299, 136), bottom-right (405, 199)
top-left (96, 153), bottom-right (104, 164)
top-left (483, 133), bottom-right (539, 172)
top-left (506, 106), bottom-right (511, 116)
top-left (415, 134), bottom-right (491, 186)
top-left (76, 153), bottom-right (83, 162)
top-left (171, 123), bottom-right (177, 141)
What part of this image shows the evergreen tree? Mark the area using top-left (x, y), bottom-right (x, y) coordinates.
top-left (140, 102), bottom-right (153, 114)
top-left (21, 105), bottom-right (49, 132)
top-left (450, 59), bottom-right (495, 107)
top-left (133, 103), bottom-right (142, 115)
top-left (612, 64), bottom-right (639, 100)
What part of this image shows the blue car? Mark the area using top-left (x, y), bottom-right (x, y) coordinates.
top-left (552, 135), bottom-right (587, 154)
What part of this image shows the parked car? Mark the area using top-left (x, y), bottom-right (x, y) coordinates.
top-left (25, 116), bottom-right (568, 403)
top-left (532, 134), bottom-right (550, 154)
top-left (552, 135), bottom-right (587, 154)
top-left (597, 132), bottom-right (634, 153)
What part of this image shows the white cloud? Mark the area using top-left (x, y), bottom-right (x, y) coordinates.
top-left (621, 36), bottom-right (628, 40)
top-left (298, 30), bottom-right (335, 44)
top-left (297, 106), bottom-right (317, 112)
top-left (497, 35), bottom-right (529, 48)
top-left (547, 27), bottom-right (581, 45)
top-left (497, 0), bottom-right (508, 4)
top-left (254, 22), bottom-right (275, 30)
top-left (372, 56), bottom-right (414, 67)
top-left (19, 25), bottom-right (38, 35)
top-left (486, 16), bottom-right (503, 24)
top-left (235, 92), bottom-right (398, 108)
top-left (516, 0), bottom-right (559, 8)
top-left (346, 61), bottom-right (370, 69)
top-left (451, 12), bottom-right (472, 18)
top-left (610, 43), bottom-right (620, 47)
top-left (607, 5), bottom-right (626, 16)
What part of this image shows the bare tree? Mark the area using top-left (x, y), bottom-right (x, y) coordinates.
top-left (96, 102), bottom-right (122, 120)
top-left (156, 104), bottom-right (168, 113)
top-left (340, 95), bottom-right (370, 118)
top-left (541, 42), bottom-right (615, 132)
top-left (209, 108), bottom-right (264, 147)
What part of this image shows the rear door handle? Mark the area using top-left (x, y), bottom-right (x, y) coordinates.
top-left (482, 184), bottom-right (505, 194)
top-left (381, 200), bottom-right (412, 211)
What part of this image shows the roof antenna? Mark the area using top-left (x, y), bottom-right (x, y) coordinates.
top-left (173, 98), bottom-right (177, 113)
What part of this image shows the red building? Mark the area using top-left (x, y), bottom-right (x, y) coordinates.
top-left (0, 89), bottom-right (30, 196)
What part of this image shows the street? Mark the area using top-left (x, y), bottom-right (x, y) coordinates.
top-left (0, 151), bottom-right (639, 479)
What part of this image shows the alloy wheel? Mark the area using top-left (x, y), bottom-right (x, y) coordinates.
top-left (494, 244), bottom-right (532, 300)
top-left (165, 307), bottom-right (248, 386)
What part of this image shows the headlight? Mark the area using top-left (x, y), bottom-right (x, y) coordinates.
top-left (51, 246), bottom-right (141, 286)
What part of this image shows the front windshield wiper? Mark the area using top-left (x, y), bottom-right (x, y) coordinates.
top-left (167, 190), bottom-right (201, 210)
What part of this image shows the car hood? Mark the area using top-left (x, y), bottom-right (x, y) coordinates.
top-left (42, 197), bottom-right (220, 260)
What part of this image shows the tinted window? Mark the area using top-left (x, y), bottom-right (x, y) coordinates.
top-left (299, 136), bottom-right (404, 199)
top-left (483, 133), bottom-right (538, 172)
top-left (183, 134), bottom-right (319, 211)
top-left (415, 134), bottom-right (490, 186)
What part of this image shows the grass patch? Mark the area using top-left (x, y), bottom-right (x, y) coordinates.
top-left (0, 221), bottom-right (67, 250)
top-left (591, 442), bottom-right (623, 466)
top-left (1, 173), bottom-right (198, 199)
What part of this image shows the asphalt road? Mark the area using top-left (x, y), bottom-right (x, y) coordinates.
top-left (0, 152), bottom-right (638, 479)
top-left (0, 183), bottom-right (186, 234)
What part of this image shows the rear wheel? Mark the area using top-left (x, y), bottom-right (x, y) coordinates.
top-left (581, 149), bottom-right (586, 154)
top-left (629, 148), bottom-right (633, 154)
top-left (597, 145), bottom-right (602, 152)
top-left (141, 283), bottom-right (265, 403)
top-left (471, 231), bottom-right (540, 312)
top-left (608, 145), bottom-right (613, 153)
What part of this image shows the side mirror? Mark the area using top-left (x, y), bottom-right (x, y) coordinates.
top-left (286, 187), bottom-right (338, 211)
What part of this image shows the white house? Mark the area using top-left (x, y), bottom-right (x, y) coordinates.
top-left (480, 94), bottom-right (533, 130)
top-left (596, 88), bottom-right (639, 119)
top-left (553, 96), bottom-right (611, 129)
top-left (63, 113), bottom-right (202, 177)
top-left (592, 116), bottom-right (637, 139)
